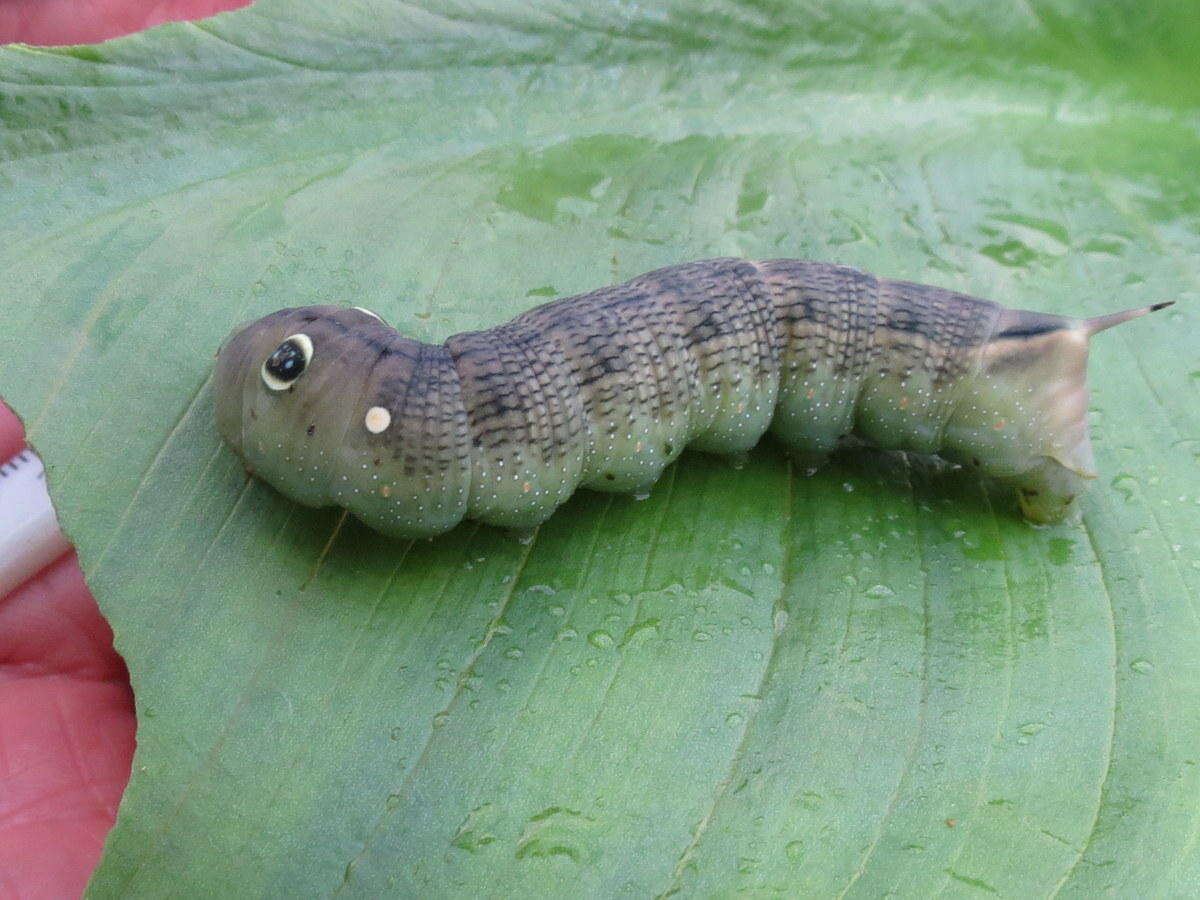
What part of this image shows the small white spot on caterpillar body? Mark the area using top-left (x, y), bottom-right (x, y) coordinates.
top-left (365, 406), bottom-right (392, 434)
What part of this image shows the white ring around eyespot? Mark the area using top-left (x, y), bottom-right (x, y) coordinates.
top-left (352, 307), bottom-right (385, 323)
top-left (260, 332), bottom-right (314, 392)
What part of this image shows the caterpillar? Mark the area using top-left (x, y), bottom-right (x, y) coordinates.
top-left (213, 258), bottom-right (1169, 538)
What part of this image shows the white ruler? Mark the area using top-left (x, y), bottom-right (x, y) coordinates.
top-left (0, 449), bottom-right (71, 598)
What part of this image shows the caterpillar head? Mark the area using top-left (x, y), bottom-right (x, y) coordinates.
top-left (213, 305), bottom-right (400, 507)
top-left (944, 302), bottom-right (1169, 524)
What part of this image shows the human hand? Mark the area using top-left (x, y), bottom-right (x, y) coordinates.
top-left (0, 401), bottom-right (135, 898)
top-left (0, 0), bottom-right (251, 46)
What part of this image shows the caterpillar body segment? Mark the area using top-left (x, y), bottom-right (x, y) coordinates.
top-left (213, 258), bottom-right (1169, 537)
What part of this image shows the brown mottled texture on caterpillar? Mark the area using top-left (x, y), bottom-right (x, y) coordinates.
top-left (213, 258), bottom-right (1169, 537)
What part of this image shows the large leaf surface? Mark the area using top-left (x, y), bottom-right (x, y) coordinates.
top-left (3, 1), bottom-right (1199, 894)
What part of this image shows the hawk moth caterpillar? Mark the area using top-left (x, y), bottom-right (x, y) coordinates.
top-left (213, 257), bottom-right (1170, 538)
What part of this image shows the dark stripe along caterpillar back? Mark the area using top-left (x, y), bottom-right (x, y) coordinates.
top-left (213, 258), bottom-right (1170, 537)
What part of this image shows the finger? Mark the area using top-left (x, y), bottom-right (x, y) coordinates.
top-left (0, 0), bottom-right (254, 46)
top-left (0, 399), bottom-right (136, 896)
top-left (0, 398), bottom-right (25, 461)
top-left (0, 551), bottom-right (136, 899)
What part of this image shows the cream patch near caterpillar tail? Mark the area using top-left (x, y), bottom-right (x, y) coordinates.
top-left (212, 258), bottom-right (1172, 538)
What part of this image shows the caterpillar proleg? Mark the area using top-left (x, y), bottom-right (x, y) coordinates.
top-left (213, 258), bottom-right (1170, 537)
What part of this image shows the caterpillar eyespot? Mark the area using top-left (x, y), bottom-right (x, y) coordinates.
top-left (260, 333), bottom-right (313, 391)
top-left (213, 258), bottom-right (1173, 538)
top-left (352, 307), bottom-right (385, 323)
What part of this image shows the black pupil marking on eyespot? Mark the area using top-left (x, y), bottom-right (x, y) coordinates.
top-left (266, 340), bottom-right (307, 382)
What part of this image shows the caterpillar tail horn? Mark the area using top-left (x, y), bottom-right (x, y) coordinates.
top-left (1082, 301), bottom-right (1174, 336)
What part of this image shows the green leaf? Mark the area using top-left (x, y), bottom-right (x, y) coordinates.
top-left (4, 1), bottom-right (1200, 894)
